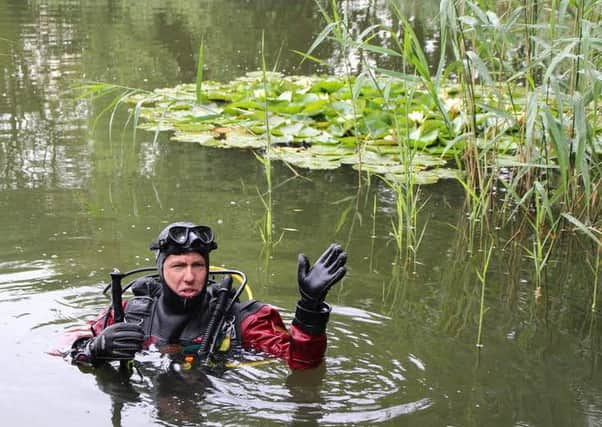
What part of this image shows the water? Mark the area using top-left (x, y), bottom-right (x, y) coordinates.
top-left (1, 1), bottom-right (602, 426)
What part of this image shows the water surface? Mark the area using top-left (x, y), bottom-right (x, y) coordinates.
top-left (1, 1), bottom-right (601, 426)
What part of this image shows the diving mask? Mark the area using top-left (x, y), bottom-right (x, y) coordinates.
top-left (150, 223), bottom-right (217, 253)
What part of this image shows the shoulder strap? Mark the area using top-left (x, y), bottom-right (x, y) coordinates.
top-left (130, 276), bottom-right (162, 297)
top-left (124, 296), bottom-right (155, 336)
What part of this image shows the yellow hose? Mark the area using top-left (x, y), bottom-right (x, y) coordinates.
top-left (209, 266), bottom-right (254, 300)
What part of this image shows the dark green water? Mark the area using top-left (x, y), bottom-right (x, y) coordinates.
top-left (1, 1), bottom-right (602, 426)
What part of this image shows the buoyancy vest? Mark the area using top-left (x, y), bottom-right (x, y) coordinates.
top-left (122, 276), bottom-right (263, 357)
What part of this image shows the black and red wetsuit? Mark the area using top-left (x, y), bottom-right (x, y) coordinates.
top-left (66, 276), bottom-right (331, 370)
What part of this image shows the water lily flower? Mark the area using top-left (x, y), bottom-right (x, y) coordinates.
top-left (408, 111), bottom-right (424, 124)
top-left (445, 97), bottom-right (462, 116)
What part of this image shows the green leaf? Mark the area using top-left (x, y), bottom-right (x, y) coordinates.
top-left (311, 79), bottom-right (344, 93)
top-left (360, 43), bottom-right (402, 57)
top-left (561, 213), bottom-right (601, 247)
top-left (542, 107), bottom-right (569, 188)
top-left (466, 50), bottom-right (493, 85)
top-left (302, 22), bottom-right (337, 63)
top-left (302, 99), bottom-right (330, 116)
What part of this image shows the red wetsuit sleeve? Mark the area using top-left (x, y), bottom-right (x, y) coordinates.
top-left (240, 304), bottom-right (327, 370)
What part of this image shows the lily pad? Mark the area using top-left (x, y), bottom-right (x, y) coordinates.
top-left (384, 168), bottom-right (463, 185)
top-left (269, 146), bottom-right (343, 170)
top-left (173, 127), bottom-right (266, 149)
top-left (123, 71), bottom-right (582, 184)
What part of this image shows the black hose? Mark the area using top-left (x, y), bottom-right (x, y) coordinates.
top-left (103, 267), bottom-right (158, 294)
top-left (109, 268), bottom-right (130, 372)
top-left (110, 269), bottom-right (125, 323)
top-left (197, 276), bottom-right (233, 360)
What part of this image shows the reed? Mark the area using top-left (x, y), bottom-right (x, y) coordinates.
top-left (523, 182), bottom-right (560, 294)
top-left (303, 0), bottom-right (367, 184)
top-left (256, 31), bottom-right (275, 246)
top-left (475, 244), bottom-right (494, 348)
top-left (301, 0), bottom-right (431, 264)
top-left (440, 0), bottom-right (601, 222)
top-left (75, 83), bottom-right (144, 135)
top-left (440, 0), bottom-right (483, 191)
top-left (381, 76), bottom-right (427, 264)
top-left (435, 0), bottom-right (602, 312)
top-left (387, 4), bottom-right (437, 264)
top-left (195, 38), bottom-right (205, 104)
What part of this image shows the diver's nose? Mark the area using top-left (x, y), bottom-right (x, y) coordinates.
top-left (183, 266), bottom-right (195, 282)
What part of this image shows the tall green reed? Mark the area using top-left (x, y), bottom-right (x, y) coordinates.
top-left (440, 0), bottom-right (482, 191)
top-left (523, 182), bottom-right (560, 293)
top-left (302, 0), bottom-right (367, 184)
top-left (436, 1), bottom-right (601, 313)
top-left (383, 3), bottom-right (442, 264)
top-left (195, 37), bottom-right (205, 104)
top-left (256, 31), bottom-right (276, 246)
top-left (475, 244), bottom-right (493, 348)
top-left (301, 0), bottom-right (430, 264)
top-left (440, 0), bottom-right (601, 215)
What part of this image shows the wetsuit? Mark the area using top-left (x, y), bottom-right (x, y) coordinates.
top-left (68, 276), bottom-right (330, 370)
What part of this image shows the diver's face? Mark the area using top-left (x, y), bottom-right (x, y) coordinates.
top-left (163, 252), bottom-right (208, 298)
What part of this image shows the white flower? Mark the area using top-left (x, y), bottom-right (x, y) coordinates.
top-left (408, 111), bottom-right (424, 124)
top-left (445, 97), bottom-right (462, 115)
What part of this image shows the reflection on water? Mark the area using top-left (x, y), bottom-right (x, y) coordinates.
top-left (0, 0), bottom-right (90, 190)
top-left (0, 0), bottom-right (444, 190)
top-left (0, 260), bottom-right (55, 286)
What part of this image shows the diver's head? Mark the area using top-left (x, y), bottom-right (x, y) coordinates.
top-left (150, 221), bottom-right (217, 299)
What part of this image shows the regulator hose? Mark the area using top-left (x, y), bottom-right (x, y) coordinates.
top-left (197, 275), bottom-right (233, 361)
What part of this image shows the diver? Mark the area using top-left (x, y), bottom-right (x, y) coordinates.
top-left (64, 221), bottom-right (347, 371)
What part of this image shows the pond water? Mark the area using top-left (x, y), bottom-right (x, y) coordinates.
top-left (1, 1), bottom-right (602, 426)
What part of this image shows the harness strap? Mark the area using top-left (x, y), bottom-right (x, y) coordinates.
top-left (122, 293), bottom-right (247, 354)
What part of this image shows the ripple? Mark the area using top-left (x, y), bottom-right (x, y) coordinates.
top-left (0, 259), bottom-right (56, 300)
top-left (113, 305), bottom-right (435, 425)
top-left (42, 285), bottom-right (435, 425)
top-left (321, 398), bottom-right (433, 423)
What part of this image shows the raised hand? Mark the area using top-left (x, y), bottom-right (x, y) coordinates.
top-left (297, 243), bottom-right (347, 308)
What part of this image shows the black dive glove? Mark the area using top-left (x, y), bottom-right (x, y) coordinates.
top-left (297, 243), bottom-right (347, 308)
top-left (85, 322), bottom-right (144, 364)
top-left (293, 243), bottom-right (347, 335)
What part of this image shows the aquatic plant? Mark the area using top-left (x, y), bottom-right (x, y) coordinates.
top-left (523, 182), bottom-right (560, 295)
top-left (81, 1), bottom-right (601, 218)
top-left (476, 244), bottom-right (493, 348)
top-left (443, 0), bottom-right (601, 212)
top-left (257, 32), bottom-right (276, 247)
top-left (303, 0), bottom-right (367, 184)
top-left (196, 38), bottom-right (205, 105)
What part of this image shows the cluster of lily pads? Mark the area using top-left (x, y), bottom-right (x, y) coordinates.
top-left (128, 71), bottom-right (528, 184)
